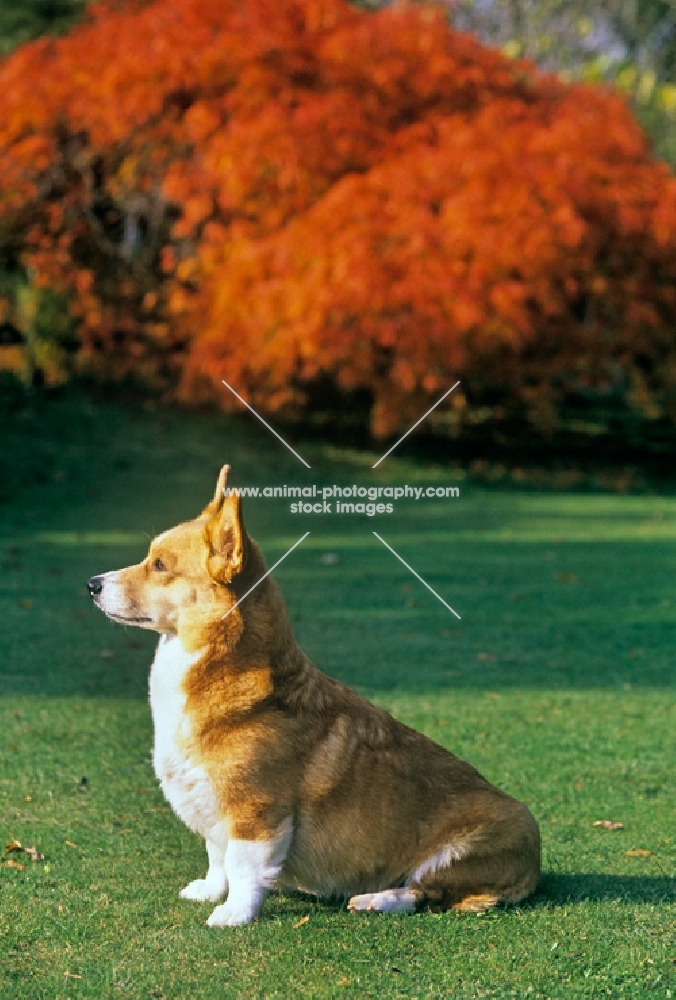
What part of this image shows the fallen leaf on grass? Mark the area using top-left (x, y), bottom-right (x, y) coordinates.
top-left (626, 849), bottom-right (652, 857)
top-left (337, 978), bottom-right (350, 987)
top-left (2, 859), bottom-right (25, 870)
top-left (293, 915), bottom-right (310, 929)
top-left (65, 840), bottom-right (78, 848)
top-left (4, 838), bottom-right (44, 862)
top-left (64, 971), bottom-right (82, 979)
top-left (593, 820), bottom-right (624, 830)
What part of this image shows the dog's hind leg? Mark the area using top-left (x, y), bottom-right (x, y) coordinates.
top-left (417, 854), bottom-right (539, 914)
top-left (348, 887), bottom-right (423, 914)
top-left (407, 803), bottom-right (541, 914)
top-left (180, 825), bottom-right (229, 902)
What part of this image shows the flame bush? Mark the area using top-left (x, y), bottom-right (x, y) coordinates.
top-left (1, 0), bottom-right (676, 438)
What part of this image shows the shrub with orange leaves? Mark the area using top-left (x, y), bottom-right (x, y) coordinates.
top-left (1, 0), bottom-right (676, 441)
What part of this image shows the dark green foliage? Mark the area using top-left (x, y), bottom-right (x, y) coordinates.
top-left (0, 0), bottom-right (86, 55)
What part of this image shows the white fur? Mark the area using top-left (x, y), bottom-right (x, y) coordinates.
top-left (206, 819), bottom-right (294, 927)
top-left (407, 842), bottom-right (467, 885)
top-left (179, 832), bottom-right (229, 902)
top-left (348, 888), bottom-right (418, 914)
top-left (149, 635), bottom-right (224, 844)
top-left (148, 637), bottom-right (295, 925)
top-left (95, 570), bottom-right (128, 617)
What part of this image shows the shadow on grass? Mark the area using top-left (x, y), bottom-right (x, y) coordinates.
top-left (534, 873), bottom-right (676, 906)
top-left (271, 875), bottom-right (676, 919)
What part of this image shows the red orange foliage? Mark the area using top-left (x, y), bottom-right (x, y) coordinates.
top-left (1, 0), bottom-right (676, 436)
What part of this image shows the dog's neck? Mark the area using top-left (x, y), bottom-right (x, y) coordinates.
top-left (177, 538), bottom-right (309, 682)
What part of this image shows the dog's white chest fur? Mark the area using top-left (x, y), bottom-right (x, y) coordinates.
top-left (149, 635), bottom-right (221, 838)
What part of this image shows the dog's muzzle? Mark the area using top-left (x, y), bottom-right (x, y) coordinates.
top-left (87, 576), bottom-right (103, 597)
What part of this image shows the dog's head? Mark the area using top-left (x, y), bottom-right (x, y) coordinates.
top-left (88, 465), bottom-right (253, 640)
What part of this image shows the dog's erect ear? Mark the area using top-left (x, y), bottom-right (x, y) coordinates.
top-left (204, 485), bottom-right (247, 583)
top-left (201, 464), bottom-right (231, 519)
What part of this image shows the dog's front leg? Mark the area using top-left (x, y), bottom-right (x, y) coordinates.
top-left (206, 818), bottom-right (293, 927)
top-left (180, 826), bottom-right (228, 902)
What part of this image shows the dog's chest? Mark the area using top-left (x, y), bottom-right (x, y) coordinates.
top-left (148, 635), bottom-right (221, 837)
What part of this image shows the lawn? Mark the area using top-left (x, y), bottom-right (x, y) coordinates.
top-left (0, 389), bottom-right (674, 999)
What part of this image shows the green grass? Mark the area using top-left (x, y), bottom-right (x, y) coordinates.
top-left (0, 389), bottom-right (674, 999)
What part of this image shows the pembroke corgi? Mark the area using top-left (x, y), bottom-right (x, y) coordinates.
top-left (88, 465), bottom-right (540, 926)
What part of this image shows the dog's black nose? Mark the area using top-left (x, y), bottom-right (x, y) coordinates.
top-left (87, 576), bottom-right (103, 596)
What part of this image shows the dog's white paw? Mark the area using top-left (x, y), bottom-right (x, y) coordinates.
top-left (206, 899), bottom-right (259, 927)
top-left (348, 888), bottom-right (417, 914)
top-left (180, 876), bottom-right (227, 902)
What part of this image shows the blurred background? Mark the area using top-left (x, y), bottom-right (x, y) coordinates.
top-left (1, 0), bottom-right (676, 483)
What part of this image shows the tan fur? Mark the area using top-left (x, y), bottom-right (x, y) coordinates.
top-left (91, 465), bottom-right (540, 920)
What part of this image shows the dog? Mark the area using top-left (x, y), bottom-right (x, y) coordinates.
top-left (88, 465), bottom-right (540, 926)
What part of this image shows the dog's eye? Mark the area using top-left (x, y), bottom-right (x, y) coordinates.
top-left (152, 557), bottom-right (167, 572)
